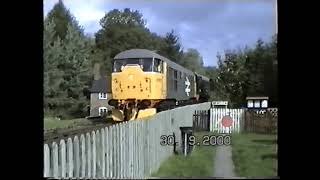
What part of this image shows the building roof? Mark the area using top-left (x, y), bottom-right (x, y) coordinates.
top-left (246, 96), bottom-right (269, 100)
top-left (89, 76), bottom-right (112, 93)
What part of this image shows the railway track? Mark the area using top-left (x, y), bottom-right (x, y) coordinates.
top-left (44, 121), bottom-right (119, 145)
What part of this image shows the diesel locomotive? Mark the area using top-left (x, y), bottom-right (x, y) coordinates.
top-left (108, 49), bottom-right (211, 121)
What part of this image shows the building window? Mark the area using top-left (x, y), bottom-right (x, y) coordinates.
top-left (261, 100), bottom-right (268, 108)
top-left (247, 100), bottom-right (254, 108)
top-left (254, 100), bottom-right (260, 108)
top-left (99, 107), bottom-right (107, 116)
top-left (99, 93), bottom-right (107, 99)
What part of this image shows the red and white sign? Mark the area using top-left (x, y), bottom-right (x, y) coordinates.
top-left (221, 115), bottom-right (233, 127)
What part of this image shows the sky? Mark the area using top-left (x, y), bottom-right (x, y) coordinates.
top-left (43, 0), bottom-right (277, 67)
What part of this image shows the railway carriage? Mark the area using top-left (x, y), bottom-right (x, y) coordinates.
top-left (108, 49), bottom-right (211, 121)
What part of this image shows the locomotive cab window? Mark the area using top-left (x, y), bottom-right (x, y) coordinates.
top-left (153, 58), bottom-right (163, 73)
top-left (113, 58), bottom-right (162, 73)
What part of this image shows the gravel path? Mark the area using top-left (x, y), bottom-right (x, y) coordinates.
top-left (213, 145), bottom-right (236, 178)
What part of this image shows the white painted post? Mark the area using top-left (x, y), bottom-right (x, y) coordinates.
top-left (112, 125), bottom-right (115, 178)
top-left (236, 109), bottom-right (238, 133)
top-left (59, 140), bottom-right (66, 178)
top-left (131, 122), bottom-right (134, 178)
top-left (80, 134), bottom-right (86, 178)
top-left (105, 127), bottom-right (110, 178)
top-left (146, 120), bottom-right (150, 176)
top-left (129, 122), bottom-right (133, 178)
top-left (124, 121), bottom-right (130, 178)
top-left (115, 124), bottom-right (119, 178)
top-left (214, 108), bottom-right (218, 133)
top-left (141, 121), bottom-right (145, 177)
top-left (210, 108), bottom-right (213, 132)
top-left (238, 109), bottom-right (241, 133)
top-left (101, 128), bottom-right (105, 178)
top-left (120, 123), bottom-right (123, 178)
top-left (96, 130), bottom-right (101, 178)
top-left (73, 136), bottom-right (80, 178)
top-left (133, 121), bottom-right (137, 178)
top-left (52, 142), bottom-right (59, 178)
top-left (136, 121), bottom-right (139, 178)
top-left (92, 131), bottom-right (96, 178)
top-left (151, 119), bottom-right (154, 174)
top-left (86, 133), bottom-right (91, 178)
top-left (44, 144), bottom-right (50, 177)
top-left (122, 122), bottom-right (126, 178)
top-left (131, 121), bottom-right (136, 178)
top-left (137, 121), bottom-right (140, 178)
top-left (67, 138), bottom-right (73, 177)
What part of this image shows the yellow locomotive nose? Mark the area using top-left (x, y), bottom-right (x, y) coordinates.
top-left (112, 65), bottom-right (152, 100)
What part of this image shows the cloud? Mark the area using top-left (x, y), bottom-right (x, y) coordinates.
top-left (44, 0), bottom-right (106, 33)
top-left (43, 0), bottom-right (277, 66)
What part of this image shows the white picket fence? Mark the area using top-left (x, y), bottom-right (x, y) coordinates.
top-left (44, 102), bottom-right (211, 179)
top-left (210, 108), bottom-right (245, 133)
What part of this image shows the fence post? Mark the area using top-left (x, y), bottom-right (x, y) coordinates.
top-left (101, 128), bottom-right (105, 178)
top-left (44, 144), bottom-right (50, 177)
top-left (73, 136), bottom-right (80, 178)
top-left (92, 131), bottom-right (96, 178)
top-left (120, 123), bottom-right (124, 178)
top-left (113, 124), bottom-right (117, 178)
top-left (115, 124), bottom-right (120, 178)
top-left (129, 122), bottom-right (133, 178)
top-left (67, 138), bottom-right (73, 178)
top-left (86, 133), bottom-right (91, 178)
top-left (105, 127), bottom-right (111, 178)
top-left (95, 130), bottom-right (101, 178)
top-left (80, 134), bottom-right (86, 178)
top-left (124, 122), bottom-right (128, 178)
top-left (52, 142), bottom-right (59, 178)
top-left (59, 139), bottom-right (66, 178)
top-left (109, 126), bottom-right (114, 178)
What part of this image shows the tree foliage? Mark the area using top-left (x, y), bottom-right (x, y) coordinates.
top-left (44, 1), bottom-right (91, 118)
top-left (158, 30), bottom-right (184, 64)
top-left (44, 2), bottom-right (278, 118)
top-left (181, 48), bottom-right (205, 74)
top-left (94, 8), bottom-right (163, 74)
top-left (45, 0), bottom-right (83, 40)
top-left (212, 36), bottom-right (278, 107)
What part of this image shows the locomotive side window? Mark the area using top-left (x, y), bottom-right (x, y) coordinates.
top-left (174, 70), bottom-right (178, 91)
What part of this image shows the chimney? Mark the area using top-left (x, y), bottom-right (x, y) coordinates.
top-left (93, 63), bottom-right (101, 80)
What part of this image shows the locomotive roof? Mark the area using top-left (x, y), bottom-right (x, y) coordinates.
top-left (114, 49), bottom-right (211, 80)
top-left (114, 49), bottom-right (194, 75)
top-left (195, 72), bottom-right (210, 82)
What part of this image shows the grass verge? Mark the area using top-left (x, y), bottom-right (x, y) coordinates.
top-left (44, 117), bottom-right (93, 130)
top-left (231, 133), bottom-right (278, 177)
top-left (151, 131), bottom-right (216, 178)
